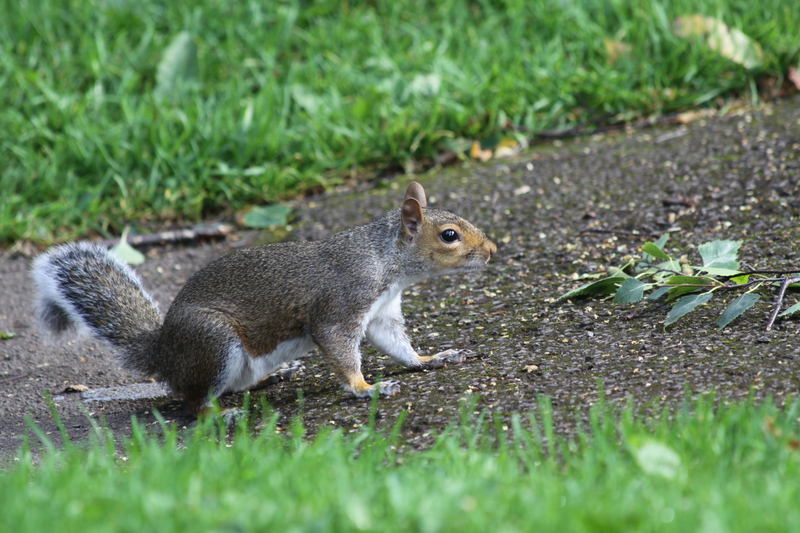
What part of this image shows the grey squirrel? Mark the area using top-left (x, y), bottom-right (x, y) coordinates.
top-left (31, 182), bottom-right (496, 415)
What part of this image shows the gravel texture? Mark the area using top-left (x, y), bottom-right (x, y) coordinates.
top-left (1, 95), bottom-right (799, 455)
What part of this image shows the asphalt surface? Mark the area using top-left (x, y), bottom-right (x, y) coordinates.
top-left (1, 94), bottom-right (799, 455)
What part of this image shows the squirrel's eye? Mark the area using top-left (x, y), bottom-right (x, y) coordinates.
top-left (440, 229), bottom-right (459, 243)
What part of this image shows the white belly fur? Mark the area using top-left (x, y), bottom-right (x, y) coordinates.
top-left (219, 334), bottom-right (318, 394)
top-left (217, 280), bottom-right (415, 396)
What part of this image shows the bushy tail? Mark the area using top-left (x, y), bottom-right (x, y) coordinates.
top-left (31, 242), bottom-right (162, 376)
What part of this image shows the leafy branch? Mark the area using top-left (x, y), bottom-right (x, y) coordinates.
top-left (559, 235), bottom-right (800, 330)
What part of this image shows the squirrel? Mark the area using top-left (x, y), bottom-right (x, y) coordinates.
top-left (31, 182), bottom-right (496, 416)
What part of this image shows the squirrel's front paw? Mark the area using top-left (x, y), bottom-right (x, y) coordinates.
top-left (425, 349), bottom-right (467, 368)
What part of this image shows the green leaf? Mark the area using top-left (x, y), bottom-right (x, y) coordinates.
top-left (0, 331), bottom-right (17, 340)
top-left (614, 278), bottom-right (648, 304)
top-left (154, 32), bottom-right (199, 99)
top-left (653, 234), bottom-right (669, 249)
top-left (716, 293), bottom-right (760, 329)
top-left (558, 277), bottom-right (626, 301)
top-left (642, 242), bottom-right (670, 260)
top-left (665, 286), bottom-right (700, 302)
top-left (648, 260), bottom-right (680, 282)
top-left (672, 15), bottom-right (764, 69)
top-left (648, 286), bottom-right (671, 300)
top-left (694, 266), bottom-right (743, 277)
top-left (779, 300), bottom-right (800, 318)
top-left (771, 281), bottom-right (800, 289)
top-left (665, 292), bottom-right (714, 326)
top-left (665, 275), bottom-right (716, 286)
top-left (631, 440), bottom-right (682, 480)
top-left (730, 274), bottom-right (750, 284)
top-left (606, 266), bottom-right (631, 278)
top-left (290, 84), bottom-right (323, 114)
top-left (698, 240), bottom-right (741, 270)
top-left (110, 226), bottom-right (145, 266)
top-left (406, 73), bottom-right (441, 98)
top-left (243, 204), bottom-right (292, 229)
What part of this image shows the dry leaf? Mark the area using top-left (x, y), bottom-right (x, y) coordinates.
top-left (603, 37), bottom-right (632, 66)
top-left (673, 15), bottom-right (763, 69)
top-left (469, 141), bottom-right (492, 162)
top-left (675, 108), bottom-right (715, 125)
top-left (788, 67), bottom-right (800, 91)
top-left (494, 138), bottom-right (522, 159)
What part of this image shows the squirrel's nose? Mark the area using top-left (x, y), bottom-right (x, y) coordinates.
top-left (486, 241), bottom-right (497, 259)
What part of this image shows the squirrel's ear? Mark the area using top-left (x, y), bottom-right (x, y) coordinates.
top-left (404, 182), bottom-right (427, 207)
top-left (401, 198), bottom-right (424, 242)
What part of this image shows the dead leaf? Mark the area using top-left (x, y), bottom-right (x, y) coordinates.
top-left (64, 384), bottom-right (90, 393)
top-left (469, 141), bottom-right (492, 162)
top-left (673, 15), bottom-right (763, 69)
top-left (494, 147), bottom-right (517, 159)
top-left (675, 108), bottom-right (715, 125)
top-left (603, 37), bottom-right (632, 66)
top-left (788, 67), bottom-right (800, 91)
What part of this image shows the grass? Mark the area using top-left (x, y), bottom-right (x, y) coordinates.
top-left (1, 394), bottom-right (799, 532)
top-left (1, 0), bottom-right (798, 244)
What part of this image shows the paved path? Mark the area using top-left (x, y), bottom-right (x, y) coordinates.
top-left (2, 95), bottom-right (799, 454)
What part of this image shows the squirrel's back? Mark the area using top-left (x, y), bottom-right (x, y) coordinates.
top-left (170, 210), bottom-right (410, 314)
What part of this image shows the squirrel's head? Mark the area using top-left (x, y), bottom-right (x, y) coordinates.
top-left (399, 182), bottom-right (496, 274)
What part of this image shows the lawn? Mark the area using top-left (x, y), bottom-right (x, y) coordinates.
top-left (2, 0), bottom-right (798, 243)
top-left (1, 395), bottom-right (798, 532)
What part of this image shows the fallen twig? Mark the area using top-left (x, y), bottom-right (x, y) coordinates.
top-left (0, 373), bottom-right (29, 385)
top-left (580, 228), bottom-right (661, 238)
top-left (766, 276), bottom-right (800, 331)
top-left (101, 224), bottom-right (233, 250)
